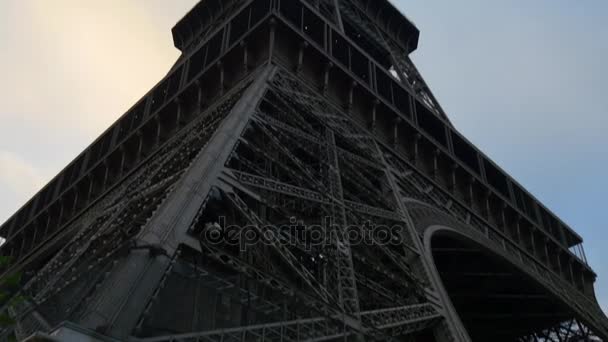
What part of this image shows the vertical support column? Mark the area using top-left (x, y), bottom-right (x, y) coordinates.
top-left (154, 116), bottom-right (162, 147)
top-left (410, 94), bottom-right (417, 125)
top-left (581, 245), bottom-right (589, 265)
top-left (241, 40), bottom-right (249, 73)
top-left (369, 99), bottom-right (378, 131)
top-left (323, 62), bottom-right (333, 95)
top-left (348, 81), bottom-right (357, 112)
top-left (556, 251), bottom-right (563, 277)
top-left (515, 215), bottom-right (522, 245)
top-left (296, 41), bottom-right (308, 74)
top-left (391, 117), bottom-right (401, 148)
top-left (507, 179), bottom-right (517, 206)
top-left (431, 149), bottom-right (440, 180)
top-left (268, 18), bottom-right (276, 62)
top-left (568, 259), bottom-right (575, 284)
top-left (412, 133), bottom-right (421, 165)
top-left (101, 160), bottom-right (110, 190)
top-left (500, 203), bottom-right (507, 232)
top-left (175, 98), bottom-right (182, 128)
top-left (478, 155), bottom-right (487, 183)
top-left (332, 0), bottom-right (345, 33)
top-left (31, 220), bottom-right (39, 248)
top-left (195, 80), bottom-right (203, 114)
top-left (86, 174), bottom-right (94, 203)
top-left (43, 214), bottom-right (51, 241)
top-left (71, 189), bottom-right (79, 215)
top-left (448, 163), bottom-right (458, 193)
top-left (56, 199), bottom-right (65, 229)
top-left (218, 61), bottom-right (225, 96)
top-left (530, 228), bottom-right (537, 256)
top-left (466, 176), bottom-right (475, 206)
top-left (18, 234), bottom-right (26, 259)
top-left (135, 132), bottom-right (144, 162)
top-left (118, 145), bottom-right (126, 177)
top-left (324, 129), bottom-right (362, 322)
top-left (543, 237), bottom-right (550, 265)
top-left (483, 189), bottom-right (491, 220)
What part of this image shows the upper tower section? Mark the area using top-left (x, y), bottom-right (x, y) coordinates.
top-left (172, 0), bottom-right (419, 58)
top-left (337, 0), bottom-right (419, 59)
top-left (171, 0), bottom-right (243, 53)
top-left (0, 0), bottom-right (593, 302)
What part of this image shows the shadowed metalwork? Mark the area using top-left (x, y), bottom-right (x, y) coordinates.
top-left (0, 1), bottom-right (605, 341)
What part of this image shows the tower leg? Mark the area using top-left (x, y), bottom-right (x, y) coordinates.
top-left (78, 66), bottom-right (276, 340)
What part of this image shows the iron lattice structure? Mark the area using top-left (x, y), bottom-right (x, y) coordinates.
top-left (0, 1), bottom-right (606, 341)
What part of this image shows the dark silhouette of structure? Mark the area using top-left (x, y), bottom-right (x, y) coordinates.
top-left (0, 1), bottom-right (606, 341)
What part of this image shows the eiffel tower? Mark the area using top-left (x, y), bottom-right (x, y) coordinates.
top-left (1, 1), bottom-right (606, 341)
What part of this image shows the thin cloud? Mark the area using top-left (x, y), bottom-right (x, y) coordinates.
top-left (1, 1), bottom-right (183, 137)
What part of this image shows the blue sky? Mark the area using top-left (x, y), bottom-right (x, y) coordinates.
top-left (0, 0), bottom-right (606, 313)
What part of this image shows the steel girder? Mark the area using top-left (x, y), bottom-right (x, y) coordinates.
top-left (132, 68), bottom-right (447, 341)
top-left (1, 2), bottom-right (606, 340)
